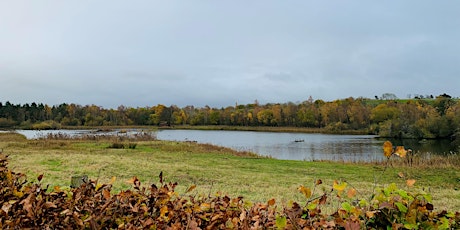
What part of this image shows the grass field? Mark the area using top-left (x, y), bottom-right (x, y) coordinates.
top-left (1, 132), bottom-right (459, 212)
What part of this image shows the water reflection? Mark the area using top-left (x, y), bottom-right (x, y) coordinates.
top-left (383, 138), bottom-right (457, 155)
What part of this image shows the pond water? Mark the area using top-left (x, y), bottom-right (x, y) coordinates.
top-left (11, 129), bottom-right (458, 162)
top-left (157, 130), bottom-right (385, 161)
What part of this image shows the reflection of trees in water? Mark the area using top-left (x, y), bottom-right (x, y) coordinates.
top-left (316, 141), bottom-right (382, 162)
top-left (383, 138), bottom-right (458, 155)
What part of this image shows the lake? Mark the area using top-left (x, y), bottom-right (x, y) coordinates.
top-left (158, 130), bottom-right (458, 161)
top-left (12, 129), bottom-right (458, 162)
top-left (157, 130), bottom-right (385, 161)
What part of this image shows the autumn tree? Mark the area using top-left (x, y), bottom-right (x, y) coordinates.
top-left (346, 98), bottom-right (370, 130)
top-left (296, 101), bottom-right (318, 127)
top-left (257, 109), bottom-right (275, 126)
top-left (209, 109), bottom-right (221, 125)
top-left (433, 93), bottom-right (454, 116)
top-left (370, 103), bottom-right (399, 124)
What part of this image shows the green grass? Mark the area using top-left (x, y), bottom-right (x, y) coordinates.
top-left (1, 134), bottom-right (459, 212)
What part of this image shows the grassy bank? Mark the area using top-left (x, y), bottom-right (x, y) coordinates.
top-left (1, 132), bottom-right (459, 212)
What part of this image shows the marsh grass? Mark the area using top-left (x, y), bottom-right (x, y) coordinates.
top-left (2, 132), bottom-right (460, 212)
top-left (0, 132), bottom-right (27, 142)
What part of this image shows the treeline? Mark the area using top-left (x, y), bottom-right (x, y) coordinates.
top-left (0, 94), bottom-right (459, 139)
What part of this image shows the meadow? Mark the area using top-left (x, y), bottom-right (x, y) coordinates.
top-left (1, 132), bottom-right (459, 212)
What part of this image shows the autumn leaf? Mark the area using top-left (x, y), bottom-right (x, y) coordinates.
top-left (406, 179), bottom-right (416, 187)
top-left (160, 206), bottom-right (168, 217)
top-left (1, 203), bottom-right (12, 214)
top-left (347, 188), bottom-right (357, 198)
top-left (6, 170), bottom-right (12, 181)
top-left (53, 186), bottom-right (61, 192)
top-left (103, 189), bottom-right (111, 200)
top-left (37, 174), bottom-right (44, 182)
top-left (159, 171), bottom-right (163, 184)
top-left (200, 203), bottom-right (211, 211)
top-left (126, 176), bottom-right (138, 184)
top-left (109, 176), bottom-right (116, 185)
top-left (333, 180), bottom-right (347, 191)
top-left (144, 218), bottom-right (154, 227)
top-left (185, 184), bottom-right (196, 193)
top-left (298, 185), bottom-right (312, 198)
top-left (95, 183), bottom-right (103, 191)
top-left (13, 189), bottom-right (24, 198)
top-left (319, 194), bottom-right (328, 205)
top-left (398, 172), bottom-right (405, 178)
top-left (394, 146), bottom-right (407, 158)
top-left (126, 177), bottom-right (135, 184)
top-left (383, 141), bottom-right (394, 158)
top-left (316, 179), bottom-right (323, 185)
top-left (366, 211), bottom-right (377, 218)
top-left (44, 202), bottom-right (57, 209)
top-left (268, 198), bottom-right (276, 206)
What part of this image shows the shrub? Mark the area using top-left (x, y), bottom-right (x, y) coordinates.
top-left (31, 120), bottom-right (61, 130)
top-left (1, 152), bottom-right (459, 229)
top-left (109, 142), bottom-right (125, 149)
top-left (1, 141), bottom-right (459, 229)
top-left (128, 143), bottom-right (137, 149)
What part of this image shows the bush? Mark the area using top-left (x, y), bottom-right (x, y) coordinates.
top-left (108, 142), bottom-right (137, 149)
top-left (128, 143), bottom-right (137, 149)
top-left (108, 142), bottom-right (125, 149)
top-left (31, 120), bottom-right (61, 130)
top-left (0, 118), bottom-right (16, 128)
top-left (1, 150), bottom-right (459, 229)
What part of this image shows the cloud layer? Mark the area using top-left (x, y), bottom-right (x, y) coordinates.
top-left (1, 1), bottom-right (459, 108)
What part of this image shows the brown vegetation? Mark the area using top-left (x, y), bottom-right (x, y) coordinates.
top-left (1, 151), bottom-right (459, 229)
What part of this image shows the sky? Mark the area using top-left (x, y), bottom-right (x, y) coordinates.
top-left (1, 1), bottom-right (459, 108)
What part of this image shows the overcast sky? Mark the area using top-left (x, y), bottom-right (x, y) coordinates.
top-left (1, 1), bottom-right (459, 108)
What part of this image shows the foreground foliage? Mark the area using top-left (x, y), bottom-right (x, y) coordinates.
top-left (1, 152), bottom-right (459, 229)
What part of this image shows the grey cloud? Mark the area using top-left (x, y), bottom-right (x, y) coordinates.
top-left (1, 1), bottom-right (459, 108)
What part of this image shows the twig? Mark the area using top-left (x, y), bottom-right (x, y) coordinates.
top-left (208, 181), bottom-right (214, 198)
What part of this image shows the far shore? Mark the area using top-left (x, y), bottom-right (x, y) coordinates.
top-left (5, 125), bottom-right (370, 135)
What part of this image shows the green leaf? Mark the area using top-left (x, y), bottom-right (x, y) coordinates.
top-left (422, 193), bottom-right (432, 203)
top-left (341, 202), bottom-right (352, 212)
top-left (383, 183), bottom-right (398, 196)
top-left (439, 217), bottom-right (450, 230)
top-left (396, 189), bottom-right (411, 200)
top-left (395, 202), bottom-right (408, 213)
top-left (307, 203), bottom-right (317, 211)
top-left (275, 215), bottom-right (287, 230)
top-left (403, 223), bottom-right (419, 230)
top-left (359, 199), bottom-right (369, 207)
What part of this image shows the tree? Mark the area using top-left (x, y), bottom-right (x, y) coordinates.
top-left (150, 104), bottom-right (171, 126)
top-left (381, 93), bottom-right (397, 100)
top-left (346, 98), bottom-right (370, 129)
top-left (370, 103), bottom-right (399, 123)
top-left (257, 109), bottom-right (275, 126)
top-left (434, 94), bottom-right (454, 116)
